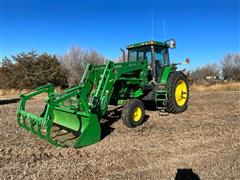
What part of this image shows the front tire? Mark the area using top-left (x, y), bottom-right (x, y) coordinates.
top-left (167, 71), bottom-right (189, 113)
top-left (122, 99), bottom-right (145, 128)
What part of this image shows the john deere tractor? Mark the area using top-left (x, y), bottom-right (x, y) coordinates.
top-left (17, 39), bottom-right (189, 147)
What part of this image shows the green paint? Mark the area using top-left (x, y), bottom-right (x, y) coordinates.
top-left (53, 110), bottom-right (80, 131)
top-left (132, 89), bottom-right (144, 97)
top-left (160, 66), bottom-right (173, 84)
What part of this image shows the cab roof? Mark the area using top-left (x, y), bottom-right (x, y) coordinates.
top-left (127, 40), bottom-right (168, 49)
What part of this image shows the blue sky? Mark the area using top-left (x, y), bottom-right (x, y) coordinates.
top-left (1, 0), bottom-right (239, 69)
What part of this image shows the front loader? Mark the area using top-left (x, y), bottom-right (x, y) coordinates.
top-left (16, 39), bottom-right (189, 147)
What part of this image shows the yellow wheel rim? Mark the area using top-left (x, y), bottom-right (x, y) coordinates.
top-left (132, 107), bottom-right (142, 122)
top-left (175, 80), bottom-right (187, 106)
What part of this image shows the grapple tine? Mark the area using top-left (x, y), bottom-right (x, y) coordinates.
top-left (22, 115), bottom-right (30, 131)
top-left (16, 82), bottom-right (102, 147)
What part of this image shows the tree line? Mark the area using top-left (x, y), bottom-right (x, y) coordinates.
top-left (0, 47), bottom-right (105, 89)
top-left (0, 51), bottom-right (68, 89)
top-left (189, 54), bottom-right (240, 84)
top-left (0, 48), bottom-right (239, 89)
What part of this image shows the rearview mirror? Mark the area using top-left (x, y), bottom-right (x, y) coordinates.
top-left (165, 39), bottom-right (176, 49)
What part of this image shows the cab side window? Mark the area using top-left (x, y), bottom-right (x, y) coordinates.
top-left (155, 49), bottom-right (164, 65)
top-left (154, 47), bottom-right (170, 66)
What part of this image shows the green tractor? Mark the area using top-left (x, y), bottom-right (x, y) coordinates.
top-left (16, 39), bottom-right (189, 147)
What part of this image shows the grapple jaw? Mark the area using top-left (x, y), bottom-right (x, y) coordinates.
top-left (16, 61), bottom-right (123, 147)
top-left (16, 83), bottom-right (101, 147)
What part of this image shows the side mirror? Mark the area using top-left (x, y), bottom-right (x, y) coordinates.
top-left (165, 39), bottom-right (176, 49)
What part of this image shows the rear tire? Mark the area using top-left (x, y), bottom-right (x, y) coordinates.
top-left (122, 99), bottom-right (145, 128)
top-left (167, 71), bottom-right (189, 113)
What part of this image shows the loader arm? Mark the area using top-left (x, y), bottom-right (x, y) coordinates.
top-left (17, 60), bottom-right (148, 147)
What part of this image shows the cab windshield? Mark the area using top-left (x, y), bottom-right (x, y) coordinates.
top-left (128, 45), bottom-right (169, 66)
top-left (128, 46), bottom-right (151, 63)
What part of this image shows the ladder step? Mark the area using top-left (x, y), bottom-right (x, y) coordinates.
top-left (155, 90), bottom-right (168, 110)
top-left (157, 107), bottom-right (168, 114)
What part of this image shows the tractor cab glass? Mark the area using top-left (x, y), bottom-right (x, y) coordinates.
top-left (153, 46), bottom-right (170, 82)
top-left (128, 46), bottom-right (151, 63)
top-left (128, 45), bottom-right (170, 82)
top-left (128, 45), bottom-right (169, 65)
top-left (154, 46), bottom-right (170, 67)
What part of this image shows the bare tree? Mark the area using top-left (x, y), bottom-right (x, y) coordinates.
top-left (59, 47), bottom-right (105, 86)
top-left (221, 54), bottom-right (240, 81)
top-left (190, 63), bottom-right (220, 84)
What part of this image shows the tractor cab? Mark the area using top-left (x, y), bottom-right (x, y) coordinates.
top-left (126, 39), bottom-right (176, 83)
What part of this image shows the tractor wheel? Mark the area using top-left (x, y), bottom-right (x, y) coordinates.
top-left (167, 71), bottom-right (189, 113)
top-left (122, 99), bottom-right (145, 128)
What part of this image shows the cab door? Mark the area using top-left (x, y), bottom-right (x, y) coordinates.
top-left (153, 46), bottom-right (170, 83)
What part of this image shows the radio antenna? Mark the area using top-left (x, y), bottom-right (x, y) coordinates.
top-left (152, 12), bottom-right (154, 40)
top-left (162, 17), bottom-right (166, 41)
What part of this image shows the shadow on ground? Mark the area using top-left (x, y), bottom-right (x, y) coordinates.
top-left (175, 168), bottom-right (200, 180)
top-left (101, 106), bottom-right (122, 139)
top-left (0, 98), bottom-right (20, 105)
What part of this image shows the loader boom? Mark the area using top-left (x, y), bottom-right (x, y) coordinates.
top-left (17, 60), bottom-right (148, 147)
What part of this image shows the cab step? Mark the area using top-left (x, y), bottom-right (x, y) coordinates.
top-left (157, 107), bottom-right (169, 116)
top-left (155, 90), bottom-right (167, 109)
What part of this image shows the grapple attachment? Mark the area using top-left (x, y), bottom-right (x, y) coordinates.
top-left (16, 62), bottom-right (120, 147)
top-left (16, 62), bottom-right (114, 147)
top-left (16, 83), bottom-right (101, 147)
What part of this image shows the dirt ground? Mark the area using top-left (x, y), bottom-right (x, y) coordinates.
top-left (0, 91), bottom-right (239, 179)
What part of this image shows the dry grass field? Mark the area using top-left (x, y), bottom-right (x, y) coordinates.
top-left (0, 87), bottom-right (240, 179)
top-left (190, 82), bottom-right (240, 92)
